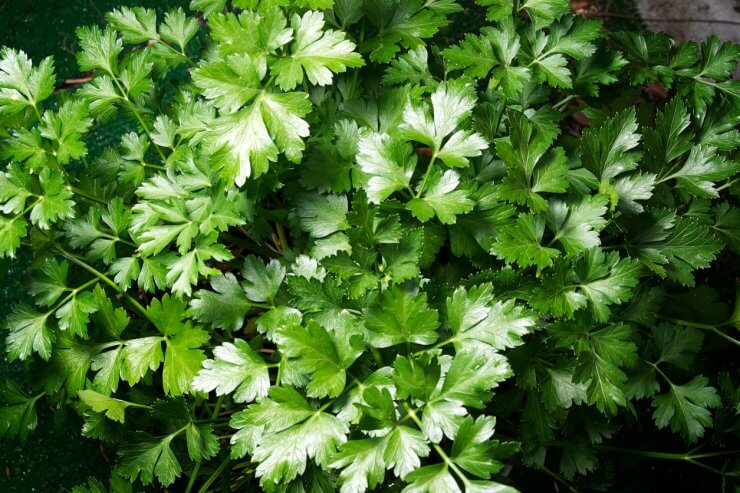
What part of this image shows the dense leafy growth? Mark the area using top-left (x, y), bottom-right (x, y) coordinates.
top-left (0, 0), bottom-right (738, 492)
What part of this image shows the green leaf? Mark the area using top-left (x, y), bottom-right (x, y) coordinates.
top-left (209, 8), bottom-right (292, 66)
top-left (116, 432), bottom-right (182, 486)
top-left (106, 7), bottom-right (158, 44)
top-left (558, 322), bottom-right (638, 415)
top-left (361, 4), bottom-right (450, 63)
top-left (185, 422), bottom-right (219, 461)
top-left (450, 415), bottom-right (515, 479)
top-left (192, 54), bottom-right (265, 114)
top-left (581, 108), bottom-right (641, 181)
top-left (408, 169), bottom-right (474, 224)
top-left (533, 249), bottom-right (641, 321)
top-left (0, 48), bottom-right (55, 116)
top-left (28, 259), bottom-right (69, 306)
top-left (496, 112), bottom-right (568, 212)
top-left (294, 193), bottom-right (349, 238)
top-left (365, 286), bottom-right (439, 348)
top-left (403, 463), bottom-right (460, 493)
top-left (663, 145), bottom-right (737, 198)
top-left (164, 239), bottom-right (232, 297)
top-left (272, 11), bottom-right (364, 91)
top-left (422, 349), bottom-right (512, 442)
top-left (278, 315), bottom-right (363, 398)
top-left (148, 295), bottom-right (209, 395)
top-left (192, 338), bottom-right (270, 403)
top-left (357, 132), bottom-right (416, 203)
top-left (400, 82), bottom-right (487, 167)
top-left (652, 375), bottom-right (722, 442)
top-left (78, 390), bottom-right (140, 424)
top-left (206, 91), bottom-right (311, 185)
top-left (632, 216), bottom-right (723, 286)
top-left (230, 387), bottom-right (348, 485)
top-left (189, 273), bottom-right (253, 331)
top-left (652, 324), bottom-right (704, 370)
top-left (76, 25), bottom-right (123, 74)
top-left (55, 290), bottom-right (98, 338)
top-left (545, 195), bottom-right (609, 255)
top-left (0, 380), bottom-right (40, 442)
top-left (242, 255), bottom-right (285, 303)
top-left (380, 228), bottom-right (424, 283)
top-left (160, 8), bottom-right (199, 51)
top-left (0, 215), bottom-right (27, 258)
top-left (5, 305), bottom-right (53, 361)
top-left (448, 285), bottom-right (537, 353)
top-left (121, 336), bottom-right (164, 386)
top-left (383, 46), bottom-right (433, 86)
top-left (491, 214), bottom-right (560, 269)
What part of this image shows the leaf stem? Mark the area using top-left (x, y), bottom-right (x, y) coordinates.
top-left (109, 74), bottom-right (168, 163)
top-left (197, 457), bottom-right (231, 493)
top-left (541, 466), bottom-right (580, 493)
top-left (275, 223), bottom-right (288, 252)
top-left (401, 402), bottom-right (471, 487)
top-left (185, 462), bottom-right (202, 493)
top-left (414, 153), bottom-right (438, 199)
top-left (66, 185), bottom-right (108, 205)
top-left (716, 177), bottom-right (738, 192)
top-left (596, 445), bottom-right (740, 475)
top-left (56, 246), bottom-right (150, 320)
top-left (668, 318), bottom-right (740, 347)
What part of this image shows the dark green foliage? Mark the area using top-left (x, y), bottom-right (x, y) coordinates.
top-left (0, 1), bottom-right (738, 492)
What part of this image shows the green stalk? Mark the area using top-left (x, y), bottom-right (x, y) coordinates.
top-left (56, 247), bottom-right (150, 320)
top-left (67, 186), bottom-right (108, 205)
top-left (197, 457), bottom-right (231, 493)
top-left (415, 153), bottom-right (438, 199)
top-left (109, 74), bottom-right (168, 163)
top-left (668, 318), bottom-right (740, 347)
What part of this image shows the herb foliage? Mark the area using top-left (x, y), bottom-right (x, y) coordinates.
top-left (0, 0), bottom-right (738, 491)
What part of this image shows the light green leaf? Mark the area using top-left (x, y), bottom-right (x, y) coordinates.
top-left (0, 48), bottom-right (55, 116)
top-left (365, 286), bottom-right (439, 348)
top-left (357, 132), bottom-right (416, 203)
top-left (273, 11), bottom-right (364, 91)
top-left (192, 339), bottom-right (269, 403)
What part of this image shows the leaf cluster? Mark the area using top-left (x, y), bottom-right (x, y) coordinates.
top-left (0, 1), bottom-right (738, 492)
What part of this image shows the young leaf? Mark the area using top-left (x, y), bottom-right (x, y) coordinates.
top-left (364, 286), bottom-right (440, 348)
top-left (192, 339), bottom-right (270, 403)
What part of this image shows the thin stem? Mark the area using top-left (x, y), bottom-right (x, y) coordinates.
top-left (56, 247), bottom-right (150, 320)
top-left (67, 185), bottom-right (108, 205)
top-left (668, 318), bottom-right (740, 347)
top-left (32, 104), bottom-right (43, 121)
top-left (414, 153), bottom-right (438, 199)
top-left (153, 37), bottom-right (196, 67)
top-left (717, 177), bottom-right (738, 192)
top-left (197, 457), bottom-right (231, 493)
top-left (597, 445), bottom-right (740, 476)
top-left (552, 95), bottom-right (575, 111)
top-left (109, 75), bottom-right (168, 163)
top-left (211, 395), bottom-right (226, 420)
top-left (402, 402), bottom-right (471, 487)
top-left (185, 462), bottom-right (202, 493)
top-left (49, 278), bottom-right (99, 312)
top-left (412, 337), bottom-right (454, 356)
top-left (493, 100), bottom-right (507, 137)
top-left (542, 466), bottom-right (580, 493)
top-left (275, 223), bottom-right (288, 252)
